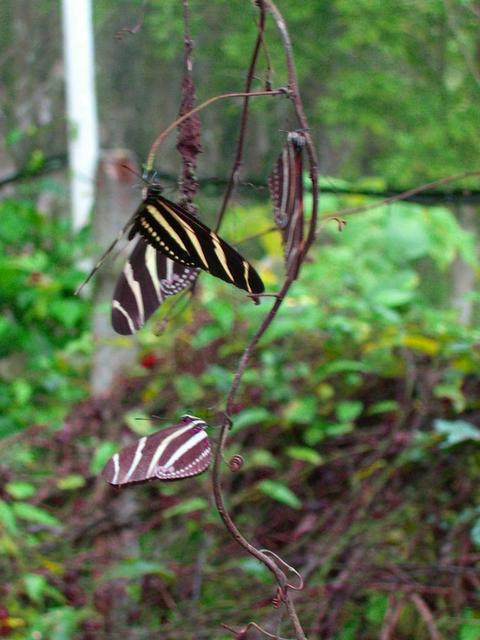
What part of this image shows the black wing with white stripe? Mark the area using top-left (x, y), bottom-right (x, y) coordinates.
top-left (268, 132), bottom-right (305, 280)
top-left (101, 415), bottom-right (211, 486)
top-left (111, 238), bottom-right (199, 335)
top-left (128, 186), bottom-right (264, 295)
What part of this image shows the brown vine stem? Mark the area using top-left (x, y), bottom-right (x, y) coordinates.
top-left (145, 89), bottom-right (284, 172)
top-left (320, 169), bottom-right (480, 223)
top-left (211, 2), bottom-right (320, 639)
top-left (222, 620), bottom-right (295, 640)
top-left (214, 0), bottom-right (267, 232)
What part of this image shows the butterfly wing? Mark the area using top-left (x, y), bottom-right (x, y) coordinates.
top-left (101, 416), bottom-right (211, 486)
top-left (130, 191), bottom-right (264, 295)
top-left (111, 237), bottom-right (199, 335)
top-left (268, 131), bottom-right (305, 280)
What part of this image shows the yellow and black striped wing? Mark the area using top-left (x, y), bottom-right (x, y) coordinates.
top-left (128, 189), bottom-right (264, 295)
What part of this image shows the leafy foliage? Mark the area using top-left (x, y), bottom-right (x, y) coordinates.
top-left (2, 1), bottom-right (480, 636)
top-left (1, 186), bottom-right (480, 637)
top-left (0, 199), bottom-right (91, 437)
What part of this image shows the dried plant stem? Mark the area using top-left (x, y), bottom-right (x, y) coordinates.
top-left (212, 410), bottom-right (307, 640)
top-left (146, 89), bottom-right (284, 172)
top-left (214, 1), bottom-right (267, 231)
top-left (142, 3), bottom-right (314, 636)
top-left (222, 620), bottom-right (296, 640)
top-left (321, 169), bottom-right (480, 223)
top-left (211, 2), bottom-right (321, 639)
top-left (410, 594), bottom-right (443, 640)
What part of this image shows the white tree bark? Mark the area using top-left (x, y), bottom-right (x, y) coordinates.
top-left (90, 150), bottom-right (140, 395)
top-left (62, 0), bottom-right (98, 230)
top-left (452, 204), bottom-right (477, 325)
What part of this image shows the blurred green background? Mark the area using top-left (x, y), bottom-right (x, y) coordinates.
top-left (1, 1), bottom-right (480, 638)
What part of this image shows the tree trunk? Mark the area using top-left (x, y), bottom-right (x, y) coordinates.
top-left (451, 204), bottom-right (477, 325)
top-left (90, 149), bottom-right (140, 394)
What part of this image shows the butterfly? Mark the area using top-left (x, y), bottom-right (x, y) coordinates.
top-left (101, 415), bottom-right (211, 486)
top-left (78, 183), bottom-right (264, 334)
top-left (268, 132), bottom-right (305, 280)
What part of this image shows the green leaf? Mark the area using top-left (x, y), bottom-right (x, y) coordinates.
top-left (370, 287), bottom-right (414, 307)
top-left (284, 396), bottom-right (318, 424)
top-left (237, 558), bottom-right (271, 581)
top-left (337, 618), bottom-right (361, 640)
top-left (49, 298), bottom-right (84, 328)
top-left (174, 375), bottom-right (204, 403)
top-left (367, 400), bottom-right (398, 415)
top-left (315, 359), bottom-right (367, 378)
top-left (29, 606), bottom-right (82, 640)
top-left (365, 593), bottom-right (388, 624)
top-left (0, 499), bottom-right (18, 534)
top-left (162, 497), bottom-right (209, 518)
top-left (384, 205), bottom-right (430, 261)
top-left (12, 502), bottom-right (62, 528)
top-left (231, 407), bottom-right (271, 432)
top-left (470, 518), bottom-right (480, 548)
top-left (12, 379), bottom-right (33, 405)
top-left (207, 298), bottom-right (235, 333)
top-left (90, 441), bottom-right (119, 475)
top-left (434, 383), bottom-right (466, 412)
top-left (5, 481), bottom-right (36, 499)
top-left (24, 573), bottom-right (48, 603)
top-left (124, 410), bottom-right (154, 435)
top-left (458, 609), bottom-right (480, 640)
top-left (285, 446), bottom-right (323, 465)
top-left (108, 560), bottom-right (174, 582)
top-left (433, 419), bottom-right (480, 448)
top-left (303, 420), bottom-right (332, 445)
top-left (336, 400), bottom-right (363, 422)
top-left (257, 480), bottom-right (302, 509)
top-left (248, 448), bottom-right (279, 468)
top-left (56, 474), bottom-right (86, 491)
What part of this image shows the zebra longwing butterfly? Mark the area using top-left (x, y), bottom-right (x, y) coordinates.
top-left (128, 184), bottom-right (264, 295)
top-left (101, 415), bottom-right (211, 486)
top-left (268, 132), bottom-right (305, 280)
top-left (111, 237), bottom-right (199, 335)
top-left (78, 182), bottom-right (265, 334)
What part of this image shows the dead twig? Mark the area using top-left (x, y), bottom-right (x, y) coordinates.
top-left (410, 593), bottom-right (444, 640)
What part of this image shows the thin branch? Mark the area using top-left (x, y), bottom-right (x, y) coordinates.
top-left (409, 593), bottom-right (444, 640)
top-left (263, 1), bottom-right (320, 264)
top-left (146, 89), bottom-right (284, 172)
top-left (442, 0), bottom-right (480, 86)
top-left (114, 0), bottom-right (147, 40)
top-left (176, 0), bottom-right (202, 203)
top-left (222, 620), bottom-right (296, 640)
top-left (214, 1), bottom-right (267, 232)
top-left (210, 2), bottom-right (320, 639)
top-left (380, 596), bottom-right (405, 640)
top-left (321, 170), bottom-right (480, 223)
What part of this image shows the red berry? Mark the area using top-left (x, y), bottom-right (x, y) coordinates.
top-left (140, 353), bottom-right (158, 369)
top-left (140, 351), bottom-right (158, 369)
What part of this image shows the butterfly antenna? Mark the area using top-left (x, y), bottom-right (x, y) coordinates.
top-left (75, 214), bottom-right (137, 295)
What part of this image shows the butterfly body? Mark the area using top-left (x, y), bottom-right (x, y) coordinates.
top-left (101, 415), bottom-right (211, 486)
